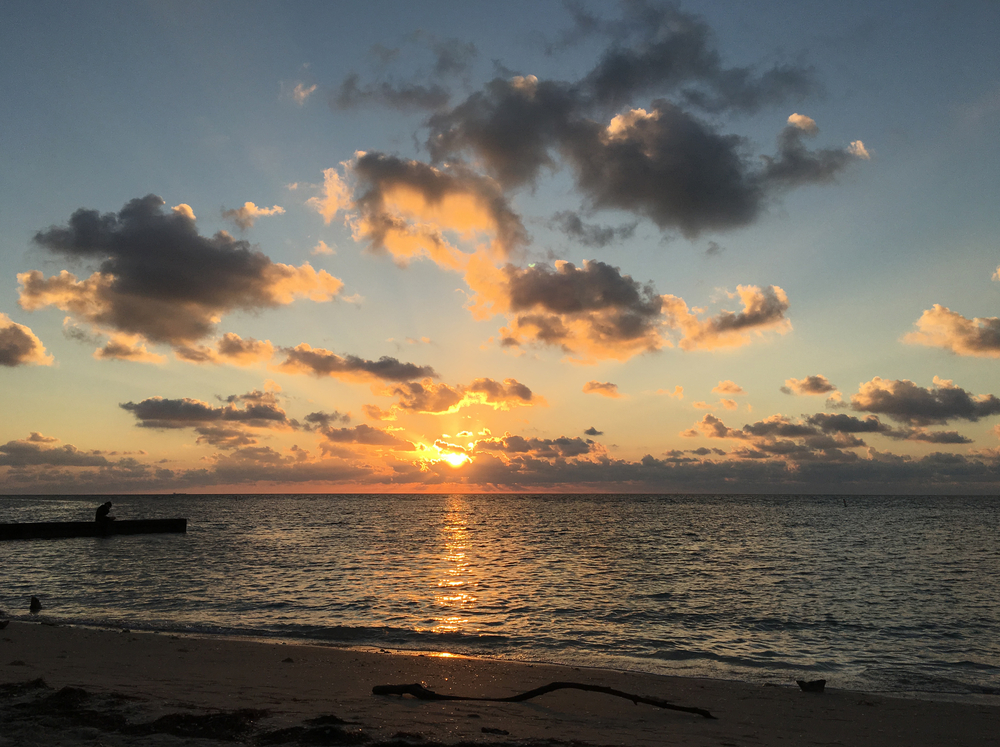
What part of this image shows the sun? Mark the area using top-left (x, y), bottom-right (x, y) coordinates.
top-left (441, 452), bottom-right (470, 468)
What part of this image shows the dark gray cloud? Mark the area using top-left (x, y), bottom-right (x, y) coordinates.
top-left (276, 343), bottom-right (438, 382)
top-left (193, 426), bottom-right (259, 449)
top-left (502, 259), bottom-right (663, 349)
top-left (475, 434), bottom-right (594, 458)
top-left (551, 211), bottom-right (637, 247)
top-left (584, 426), bottom-right (603, 436)
top-left (303, 411), bottom-right (351, 429)
top-left (319, 424), bottom-right (413, 448)
top-left (426, 76), bottom-right (580, 188)
top-left (564, 1), bottom-right (819, 113)
top-left (806, 412), bottom-right (892, 434)
top-left (334, 73), bottom-right (451, 111)
top-left (851, 377), bottom-right (1000, 426)
top-left (120, 391), bottom-right (292, 430)
top-left (761, 122), bottom-right (857, 188)
top-left (508, 259), bottom-right (659, 315)
top-left (906, 430), bottom-right (973, 445)
top-left (424, 4), bottom-right (855, 238)
top-left (0, 438), bottom-right (109, 467)
top-left (564, 102), bottom-right (765, 235)
top-left (429, 38), bottom-right (477, 76)
top-left (25, 195), bottom-right (341, 347)
top-left (333, 31), bottom-right (476, 111)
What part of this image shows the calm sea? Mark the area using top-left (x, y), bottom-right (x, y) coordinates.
top-left (2, 494), bottom-right (998, 701)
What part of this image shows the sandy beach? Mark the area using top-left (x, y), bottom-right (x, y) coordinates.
top-left (0, 621), bottom-right (995, 746)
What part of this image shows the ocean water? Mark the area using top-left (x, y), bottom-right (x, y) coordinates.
top-left (2, 493), bottom-right (998, 701)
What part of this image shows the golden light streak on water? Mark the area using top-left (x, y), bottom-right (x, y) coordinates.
top-left (432, 495), bottom-right (479, 634)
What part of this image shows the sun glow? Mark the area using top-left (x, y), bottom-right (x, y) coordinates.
top-left (440, 451), bottom-right (471, 468)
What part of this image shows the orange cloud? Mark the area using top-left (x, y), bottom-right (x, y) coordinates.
top-left (310, 154), bottom-right (526, 271)
top-left (655, 385), bottom-right (684, 398)
top-left (582, 381), bottom-right (621, 398)
top-left (292, 82), bottom-right (317, 105)
top-left (174, 333), bottom-right (275, 366)
top-left (712, 380), bottom-right (745, 395)
top-left (787, 112), bottom-right (818, 133)
top-left (309, 167), bottom-right (353, 224)
top-left (662, 285), bottom-right (791, 350)
top-left (903, 304), bottom-right (1000, 358)
top-left (222, 202), bottom-right (286, 230)
top-left (95, 334), bottom-right (166, 363)
top-left (375, 377), bottom-right (541, 416)
top-left (0, 313), bottom-right (53, 367)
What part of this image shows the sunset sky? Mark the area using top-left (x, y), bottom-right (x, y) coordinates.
top-left (2, 1), bottom-right (999, 494)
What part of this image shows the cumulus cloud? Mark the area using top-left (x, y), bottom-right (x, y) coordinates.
top-left (474, 259), bottom-right (667, 362)
top-left (712, 380), bottom-right (745, 395)
top-left (0, 313), bottom-right (53, 367)
top-left (583, 380), bottom-right (621, 398)
top-left (787, 113), bottom-right (818, 133)
top-left (221, 202), bottom-right (286, 230)
top-left (903, 305), bottom-right (1000, 358)
top-left (782, 374), bottom-right (837, 395)
top-left (662, 285), bottom-right (791, 350)
top-left (423, 4), bottom-right (860, 239)
top-left (584, 426), bottom-right (603, 436)
top-left (469, 260), bottom-right (789, 361)
top-left (23, 195), bottom-right (343, 355)
top-left (851, 376), bottom-right (1000, 426)
top-left (312, 240), bottom-right (336, 255)
top-left (848, 140), bottom-right (871, 159)
top-left (275, 343), bottom-right (437, 382)
top-left (322, 153), bottom-right (528, 268)
top-left (374, 377), bottom-right (539, 416)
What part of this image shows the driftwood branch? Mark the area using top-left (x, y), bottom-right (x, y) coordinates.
top-left (372, 681), bottom-right (716, 719)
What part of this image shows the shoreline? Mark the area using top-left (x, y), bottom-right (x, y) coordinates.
top-left (3, 621), bottom-right (998, 746)
top-left (7, 612), bottom-right (995, 707)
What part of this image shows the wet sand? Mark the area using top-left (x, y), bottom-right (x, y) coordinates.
top-left (1, 620), bottom-right (996, 746)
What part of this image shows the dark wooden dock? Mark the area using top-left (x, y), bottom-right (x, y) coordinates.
top-left (0, 518), bottom-right (187, 541)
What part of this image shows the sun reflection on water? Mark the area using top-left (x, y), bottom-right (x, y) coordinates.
top-left (432, 495), bottom-right (479, 634)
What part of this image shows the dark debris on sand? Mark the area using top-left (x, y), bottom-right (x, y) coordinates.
top-left (0, 679), bottom-right (599, 747)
